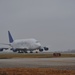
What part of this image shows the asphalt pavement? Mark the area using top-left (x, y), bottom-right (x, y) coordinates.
top-left (0, 58), bottom-right (75, 70)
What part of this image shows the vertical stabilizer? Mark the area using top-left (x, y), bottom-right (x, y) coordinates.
top-left (8, 31), bottom-right (14, 43)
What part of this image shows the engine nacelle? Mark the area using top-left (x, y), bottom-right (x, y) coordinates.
top-left (39, 49), bottom-right (43, 52)
top-left (10, 48), bottom-right (17, 52)
top-left (44, 47), bottom-right (49, 51)
top-left (0, 48), bottom-right (3, 51)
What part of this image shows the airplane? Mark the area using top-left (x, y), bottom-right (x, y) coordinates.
top-left (0, 31), bottom-right (49, 53)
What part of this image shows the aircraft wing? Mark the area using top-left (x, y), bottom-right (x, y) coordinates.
top-left (10, 48), bottom-right (29, 53)
top-left (0, 43), bottom-right (11, 52)
top-left (0, 43), bottom-right (11, 46)
top-left (0, 47), bottom-right (28, 52)
top-left (0, 43), bottom-right (28, 52)
top-left (0, 48), bottom-right (8, 51)
top-left (39, 46), bottom-right (49, 52)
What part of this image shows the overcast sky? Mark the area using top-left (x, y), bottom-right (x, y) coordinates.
top-left (0, 0), bottom-right (75, 52)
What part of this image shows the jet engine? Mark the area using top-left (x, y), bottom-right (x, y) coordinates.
top-left (10, 48), bottom-right (17, 52)
top-left (39, 48), bottom-right (43, 52)
top-left (0, 48), bottom-right (3, 51)
top-left (44, 47), bottom-right (49, 51)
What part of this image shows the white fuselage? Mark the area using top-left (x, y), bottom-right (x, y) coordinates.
top-left (10, 39), bottom-right (41, 50)
top-left (0, 31), bottom-right (49, 53)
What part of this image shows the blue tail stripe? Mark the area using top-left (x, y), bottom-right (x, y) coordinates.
top-left (8, 31), bottom-right (14, 43)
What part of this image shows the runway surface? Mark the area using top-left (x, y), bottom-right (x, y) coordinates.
top-left (0, 58), bottom-right (75, 70)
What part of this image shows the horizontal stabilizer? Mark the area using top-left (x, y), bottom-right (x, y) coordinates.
top-left (0, 43), bottom-right (11, 46)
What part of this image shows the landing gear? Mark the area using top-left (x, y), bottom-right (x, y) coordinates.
top-left (18, 50), bottom-right (24, 53)
top-left (24, 51), bottom-right (28, 53)
top-left (35, 51), bottom-right (38, 53)
top-left (18, 51), bottom-right (23, 53)
top-left (30, 51), bottom-right (33, 53)
top-left (23, 50), bottom-right (28, 53)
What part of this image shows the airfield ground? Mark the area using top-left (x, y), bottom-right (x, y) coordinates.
top-left (0, 68), bottom-right (75, 75)
top-left (0, 53), bottom-right (75, 59)
top-left (0, 53), bottom-right (75, 75)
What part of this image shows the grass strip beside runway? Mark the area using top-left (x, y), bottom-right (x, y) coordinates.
top-left (0, 53), bottom-right (75, 59)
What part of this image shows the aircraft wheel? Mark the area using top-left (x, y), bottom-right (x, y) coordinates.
top-left (35, 51), bottom-right (38, 53)
top-left (18, 51), bottom-right (23, 53)
top-left (30, 51), bottom-right (33, 53)
top-left (24, 51), bottom-right (28, 53)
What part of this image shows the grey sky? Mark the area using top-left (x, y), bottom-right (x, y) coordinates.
top-left (0, 0), bottom-right (75, 51)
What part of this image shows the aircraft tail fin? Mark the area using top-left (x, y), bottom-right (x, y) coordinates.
top-left (8, 31), bottom-right (14, 43)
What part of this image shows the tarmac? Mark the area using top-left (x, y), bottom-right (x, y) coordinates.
top-left (0, 58), bottom-right (75, 70)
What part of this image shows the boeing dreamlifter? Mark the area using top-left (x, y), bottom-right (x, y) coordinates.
top-left (0, 31), bottom-right (49, 53)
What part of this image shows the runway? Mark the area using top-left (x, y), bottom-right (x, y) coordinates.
top-left (0, 58), bottom-right (75, 70)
